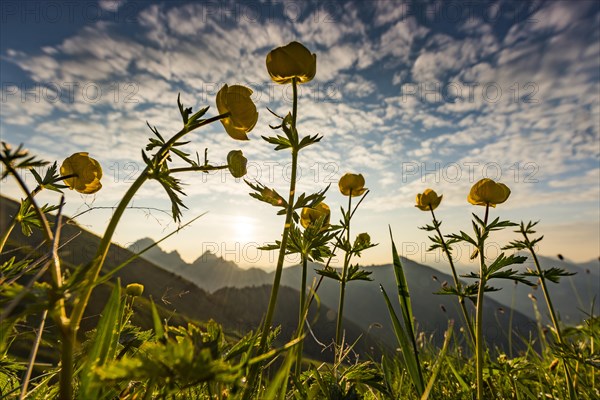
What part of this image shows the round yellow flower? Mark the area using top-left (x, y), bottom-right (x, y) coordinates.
top-left (266, 41), bottom-right (317, 85)
top-left (125, 283), bottom-right (144, 297)
top-left (227, 150), bottom-right (247, 178)
top-left (467, 178), bottom-right (511, 207)
top-left (216, 84), bottom-right (258, 141)
top-left (415, 189), bottom-right (443, 211)
top-left (60, 152), bottom-right (102, 194)
top-left (300, 202), bottom-right (330, 229)
top-left (338, 173), bottom-right (367, 197)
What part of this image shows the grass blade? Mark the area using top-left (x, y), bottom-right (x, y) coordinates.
top-left (380, 284), bottom-right (424, 395)
top-left (421, 320), bottom-right (453, 400)
top-left (80, 281), bottom-right (122, 398)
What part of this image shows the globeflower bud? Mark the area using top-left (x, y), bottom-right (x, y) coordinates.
top-left (227, 150), bottom-right (247, 178)
top-left (125, 283), bottom-right (144, 297)
top-left (354, 232), bottom-right (371, 247)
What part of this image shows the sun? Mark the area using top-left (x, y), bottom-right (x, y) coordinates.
top-left (233, 216), bottom-right (255, 243)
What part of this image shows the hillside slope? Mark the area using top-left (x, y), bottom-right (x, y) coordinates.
top-left (130, 238), bottom-right (540, 351)
top-left (0, 196), bottom-right (372, 360)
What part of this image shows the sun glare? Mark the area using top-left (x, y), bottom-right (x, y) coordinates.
top-left (233, 217), bottom-right (255, 243)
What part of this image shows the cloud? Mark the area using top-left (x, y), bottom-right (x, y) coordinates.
top-left (1, 0), bottom-right (598, 265)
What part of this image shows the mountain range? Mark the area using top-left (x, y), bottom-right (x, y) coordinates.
top-left (129, 237), bottom-right (587, 351)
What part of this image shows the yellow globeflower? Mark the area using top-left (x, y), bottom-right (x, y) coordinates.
top-left (227, 150), bottom-right (247, 178)
top-left (300, 202), bottom-right (330, 229)
top-left (125, 283), bottom-right (144, 297)
top-left (338, 173), bottom-right (367, 197)
top-left (266, 41), bottom-right (316, 85)
top-left (415, 189), bottom-right (443, 211)
top-left (467, 178), bottom-right (511, 207)
top-left (60, 152), bottom-right (102, 194)
top-left (216, 84), bottom-right (258, 141)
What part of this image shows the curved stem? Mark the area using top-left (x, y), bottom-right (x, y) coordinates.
top-left (69, 113), bottom-right (230, 332)
top-left (63, 113), bottom-right (229, 400)
top-left (68, 169), bottom-right (149, 331)
top-left (430, 207), bottom-right (475, 345)
top-left (0, 217), bottom-right (17, 254)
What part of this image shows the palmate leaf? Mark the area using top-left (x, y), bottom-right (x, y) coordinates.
top-left (96, 335), bottom-right (240, 390)
top-left (30, 162), bottom-right (68, 193)
top-left (486, 216), bottom-right (518, 231)
top-left (418, 223), bottom-right (437, 232)
top-left (316, 266), bottom-right (341, 281)
top-left (17, 201), bottom-right (59, 237)
top-left (488, 269), bottom-right (534, 286)
top-left (245, 180), bottom-right (287, 210)
top-left (447, 231), bottom-right (477, 247)
top-left (148, 165), bottom-right (188, 223)
top-left (261, 135), bottom-right (293, 151)
top-left (292, 185), bottom-right (330, 211)
top-left (280, 112), bottom-right (298, 145)
top-left (297, 133), bottom-right (323, 150)
top-left (523, 267), bottom-right (576, 284)
top-left (0, 257), bottom-right (33, 282)
top-left (346, 264), bottom-right (373, 282)
top-left (177, 93), bottom-right (193, 125)
top-left (0, 142), bottom-right (49, 179)
top-left (486, 253), bottom-right (528, 276)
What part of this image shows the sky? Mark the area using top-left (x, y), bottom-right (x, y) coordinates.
top-left (1, 0), bottom-right (599, 271)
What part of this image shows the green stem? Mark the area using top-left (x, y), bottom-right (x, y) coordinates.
top-left (169, 165), bottom-right (229, 174)
top-left (295, 254), bottom-right (308, 374)
top-left (243, 80), bottom-right (299, 399)
top-left (257, 99), bottom-right (298, 350)
top-left (59, 326), bottom-right (75, 400)
top-left (430, 207), bottom-right (475, 345)
top-left (475, 203), bottom-right (489, 400)
top-left (0, 217), bottom-right (17, 254)
top-left (68, 170), bottom-right (148, 332)
top-left (525, 233), bottom-right (577, 399)
top-left (335, 192), bottom-right (352, 347)
top-left (19, 309), bottom-right (48, 400)
top-left (302, 191), bottom-right (369, 315)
